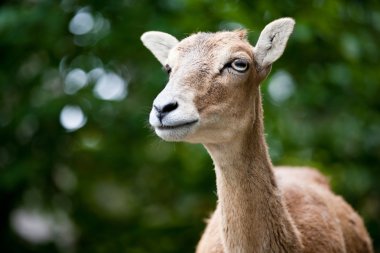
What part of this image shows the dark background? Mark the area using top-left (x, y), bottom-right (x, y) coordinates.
top-left (0, 0), bottom-right (379, 252)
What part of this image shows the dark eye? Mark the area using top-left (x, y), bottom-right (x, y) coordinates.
top-left (163, 64), bottom-right (172, 75)
top-left (231, 59), bottom-right (249, 72)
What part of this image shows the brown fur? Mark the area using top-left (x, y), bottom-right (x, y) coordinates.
top-left (144, 27), bottom-right (373, 253)
top-left (177, 32), bottom-right (373, 253)
top-left (197, 167), bottom-right (373, 253)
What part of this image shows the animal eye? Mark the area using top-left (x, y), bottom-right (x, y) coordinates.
top-left (231, 59), bottom-right (249, 72)
top-left (163, 64), bottom-right (172, 75)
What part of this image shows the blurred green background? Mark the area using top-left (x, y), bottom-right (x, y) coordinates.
top-left (0, 0), bottom-right (379, 252)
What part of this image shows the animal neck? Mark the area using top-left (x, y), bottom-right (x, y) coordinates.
top-left (204, 93), bottom-right (302, 253)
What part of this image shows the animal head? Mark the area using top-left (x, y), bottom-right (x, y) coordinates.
top-left (141, 18), bottom-right (295, 144)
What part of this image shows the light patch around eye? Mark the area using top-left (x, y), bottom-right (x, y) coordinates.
top-left (231, 59), bottom-right (249, 72)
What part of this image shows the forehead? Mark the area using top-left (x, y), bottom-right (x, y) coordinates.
top-left (169, 31), bottom-right (253, 63)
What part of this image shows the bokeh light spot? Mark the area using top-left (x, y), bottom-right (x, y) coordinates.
top-left (69, 11), bottom-right (94, 35)
top-left (88, 67), bottom-right (105, 82)
top-left (268, 70), bottom-right (295, 104)
top-left (59, 105), bottom-right (87, 131)
top-left (11, 209), bottom-right (52, 244)
top-left (93, 72), bottom-right (127, 101)
top-left (11, 208), bottom-right (76, 248)
top-left (64, 68), bottom-right (88, 94)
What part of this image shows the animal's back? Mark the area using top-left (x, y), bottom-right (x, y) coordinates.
top-left (276, 167), bottom-right (373, 253)
top-left (196, 167), bottom-right (373, 253)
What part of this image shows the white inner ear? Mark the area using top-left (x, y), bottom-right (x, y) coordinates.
top-left (254, 18), bottom-right (295, 69)
top-left (141, 31), bottom-right (179, 65)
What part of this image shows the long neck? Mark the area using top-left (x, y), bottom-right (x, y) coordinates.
top-left (205, 94), bottom-right (302, 253)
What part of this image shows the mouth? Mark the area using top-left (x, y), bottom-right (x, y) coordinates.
top-left (156, 120), bottom-right (198, 130)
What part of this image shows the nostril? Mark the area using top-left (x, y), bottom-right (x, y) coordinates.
top-left (154, 105), bottom-right (162, 113)
top-left (153, 101), bottom-right (178, 122)
top-left (162, 101), bottom-right (178, 113)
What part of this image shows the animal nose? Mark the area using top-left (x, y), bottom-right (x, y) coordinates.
top-left (154, 101), bottom-right (178, 121)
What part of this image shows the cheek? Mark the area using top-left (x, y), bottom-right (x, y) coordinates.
top-left (193, 80), bottom-right (229, 116)
top-left (193, 72), bottom-right (250, 113)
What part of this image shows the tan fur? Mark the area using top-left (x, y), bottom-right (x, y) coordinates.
top-left (189, 32), bottom-right (373, 253)
top-left (143, 22), bottom-right (373, 253)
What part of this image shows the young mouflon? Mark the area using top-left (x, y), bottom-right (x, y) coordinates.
top-left (141, 18), bottom-right (373, 253)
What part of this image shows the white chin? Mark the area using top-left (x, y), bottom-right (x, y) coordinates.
top-left (154, 124), bottom-right (196, 142)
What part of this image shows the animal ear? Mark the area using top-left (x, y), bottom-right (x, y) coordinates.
top-left (253, 18), bottom-right (295, 70)
top-left (141, 31), bottom-right (179, 65)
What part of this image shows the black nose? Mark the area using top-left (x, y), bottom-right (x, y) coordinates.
top-left (154, 101), bottom-right (178, 121)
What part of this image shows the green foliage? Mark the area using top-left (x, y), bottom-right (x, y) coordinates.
top-left (0, 0), bottom-right (379, 252)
